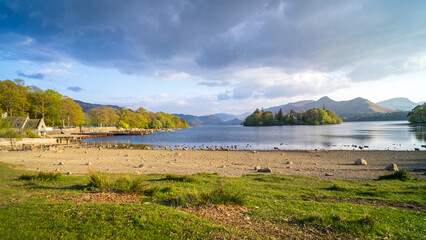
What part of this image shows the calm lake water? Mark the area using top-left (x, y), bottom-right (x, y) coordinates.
top-left (83, 121), bottom-right (426, 151)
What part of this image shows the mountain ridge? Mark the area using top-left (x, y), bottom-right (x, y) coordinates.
top-left (265, 96), bottom-right (394, 118)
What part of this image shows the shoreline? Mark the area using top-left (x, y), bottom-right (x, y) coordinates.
top-left (1, 144), bottom-right (425, 180)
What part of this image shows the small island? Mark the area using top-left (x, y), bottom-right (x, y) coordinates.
top-left (243, 108), bottom-right (342, 126)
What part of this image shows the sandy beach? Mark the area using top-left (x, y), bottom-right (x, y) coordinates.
top-left (1, 144), bottom-right (425, 180)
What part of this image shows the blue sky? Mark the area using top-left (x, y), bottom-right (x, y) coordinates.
top-left (1, 0), bottom-right (426, 115)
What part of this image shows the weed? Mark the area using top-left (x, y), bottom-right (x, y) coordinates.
top-left (326, 184), bottom-right (347, 191)
top-left (378, 170), bottom-right (412, 181)
top-left (145, 185), bottom-right (161, 197)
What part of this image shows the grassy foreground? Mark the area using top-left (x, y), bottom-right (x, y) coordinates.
top-left (0, 162), bottom-right (425, 239)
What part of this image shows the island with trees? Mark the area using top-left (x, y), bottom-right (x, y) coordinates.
top-left (243, 108), bottom-right (342, 126)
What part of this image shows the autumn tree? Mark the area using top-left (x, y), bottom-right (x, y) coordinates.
top-left (60, 97), bottom-right (85, 127)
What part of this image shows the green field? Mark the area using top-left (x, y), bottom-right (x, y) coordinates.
top-left (0, 162), bottom-right (424, 239)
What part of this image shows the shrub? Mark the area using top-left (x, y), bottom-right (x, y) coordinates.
top-left (24, 129), bottom-right (38, 138)
top-left (378, 170), bottom-right (412, 181)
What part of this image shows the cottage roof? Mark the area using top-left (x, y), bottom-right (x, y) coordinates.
top-left (5, 117), bottom-right (27, 128)
top-left (25, 119), bottom-right (43, 129)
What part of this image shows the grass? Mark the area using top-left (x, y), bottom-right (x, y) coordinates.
top-left (1, 162), bottom-right (425, 239)
top-left (173, 184), bottom-right (246, 207)
top-left (18, 171), bottom-right (61, 181)
top-left (88, 171), bottom-right (145, 194)
top-left (378, 169), bottom-right (412, 181)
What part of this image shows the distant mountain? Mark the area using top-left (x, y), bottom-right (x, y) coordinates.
top-left (212, 112), bottom-right (251, 121)
top-left (376, 98), bottom-right (419, 111)
top-left (223, 118), bottom-right (243, 125)
top-left (174, 114), bottom-right (242, 126)
top-left (74, 100), bottom-right (120, 112)
top-left (265, 96), bottom-right (394, 118)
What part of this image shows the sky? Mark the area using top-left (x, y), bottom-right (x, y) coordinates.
top-left (1, 0), bottom-right (426, 115)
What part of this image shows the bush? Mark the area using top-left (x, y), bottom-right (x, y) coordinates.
top-left (378, 170), bottom-right (412, 181)
top-left (24, 129), bottom-right (38, 138)
top-left (18, 172), bottom-right (61, 181)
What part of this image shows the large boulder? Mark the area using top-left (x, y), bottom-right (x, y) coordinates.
top-left (355, 159), bottom-right (367, 165)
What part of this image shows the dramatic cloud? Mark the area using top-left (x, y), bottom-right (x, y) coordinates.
top-left (1, 0), bottom-right (425, 114)
top-left (67, 86), bottom-right (83, 92)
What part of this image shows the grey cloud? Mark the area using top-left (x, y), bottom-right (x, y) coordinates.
top-left (17, 71), bottom-right (45, 79)
top-left (67, 86), bottom-right (83, 92)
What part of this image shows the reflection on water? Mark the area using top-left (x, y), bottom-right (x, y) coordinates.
top-left (84, 121), bottom-right (426, 150)
top-left (410, 124), bottom-right (426, 142)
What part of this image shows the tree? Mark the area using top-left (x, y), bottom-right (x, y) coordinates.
top-left (60, 97), bottom-right (85, 127)
top-left (0, 119), bottom-right (22, 150)
top-left (150, 119), bottom-right (163, 129)
top-left (0, 79), bottom-right (30, 116)
top-left (408, 104), bottom-right (426, 123)
top-left (44, 89), bottom-right (62, 126)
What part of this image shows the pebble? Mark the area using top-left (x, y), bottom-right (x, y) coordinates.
top-left (355, 159), bottom-right (367, 165)
top-left (86, 162), bottom-right (92, 165)
top-left (257, 168), bottom-right (271, 173)
top-left (286, 161), bottom-right (293, 164)
top-left (66, 172), bottom-right (72, 175)
top-left (325, 173), bottom-right (333, 176)
top-left (385, 163), bottom-right (398, 171)
top-left (138, 164), bottom-right (144, 168)
top-left (59, 162), bottom-right (64, 165)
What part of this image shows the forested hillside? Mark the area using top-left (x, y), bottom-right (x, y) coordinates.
top-left (0, 79), bottom-right (188, 129)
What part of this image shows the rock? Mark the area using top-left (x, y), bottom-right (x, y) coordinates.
top-left (286, 161), bottom-right (293, 164)
top-left (385, 164), bottom-right (398, 171)
top-left (138, 164), bottom-right (144, 168)
top-left (86, 162), bottom-right (92, 165)
top-left (254, 166), bottom-right (261, 170)
top-left (421, 145), bottom-right (426, 148)
top-left (355, 159), bottom-right (367, 165)
top-left (325, 173), bottom-right (333, 176)
top-left (55, 169), bottom-right (60, 172)
top-left (274, 147), bottom-right (279, 150)
top-left (257, 168), bottom-right (271, 173)
top-left (58, 162), bottom-right (64, 165)
top-left (85, 150), bottom-right (88, 154)
top-left (66, 171), bottom-right (72, 175)
top-left (414, 148), bottom-right (420, 151)
top-left (253, 151), bottom-right (257, 154)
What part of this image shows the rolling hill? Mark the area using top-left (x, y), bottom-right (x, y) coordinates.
top-left (265, 96), bottom-right (394, 118)
top-left (74, 100), bottom-right (120, 112)
top-left (376, 98), bottom-right (422, 111)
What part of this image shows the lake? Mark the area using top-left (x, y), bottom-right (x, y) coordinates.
top-left (83, 121), bottom-right (426, 151)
